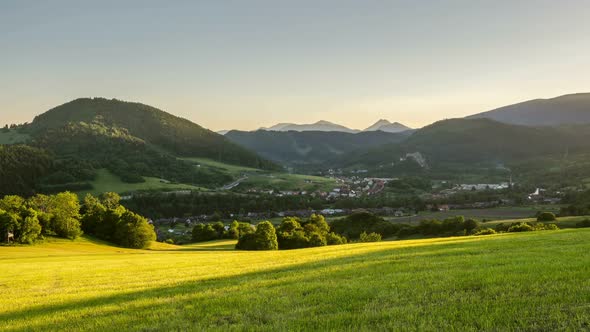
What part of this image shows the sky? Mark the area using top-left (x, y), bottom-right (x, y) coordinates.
top-left (1, 1), bottom-right (590, 131)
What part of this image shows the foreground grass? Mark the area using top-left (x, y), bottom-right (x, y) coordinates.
top-left (1, 230), bottom-right (589, 331)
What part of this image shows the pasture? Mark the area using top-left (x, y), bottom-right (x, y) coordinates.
top-left (1, 229), bottom-right (590, 331)
top-left (77, 169), bottom-right (207, 196)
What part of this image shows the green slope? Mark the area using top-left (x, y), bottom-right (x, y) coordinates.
top-left (337, 118), bottom-right (590, 180)
top-left (77, 168), bottom-right (208, 196)
top-left (1, 229), bottom-right (589, 331)
top-left (29, 98), bottom-right (278, 170)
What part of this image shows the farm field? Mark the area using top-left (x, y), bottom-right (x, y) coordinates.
top-left (1, 229), bottom-right (590, 331)
top-left (77, 169), bottom-right (207, 196)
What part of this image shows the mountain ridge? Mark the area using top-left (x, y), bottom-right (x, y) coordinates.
top-left (468, 93), bottom-right (590, 126)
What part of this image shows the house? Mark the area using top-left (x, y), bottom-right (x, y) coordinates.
top-left (438, 205), bottom-right (450, 212)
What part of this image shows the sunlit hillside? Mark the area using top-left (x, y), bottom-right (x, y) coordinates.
top-left (1, 230), bottom-right (589, 331)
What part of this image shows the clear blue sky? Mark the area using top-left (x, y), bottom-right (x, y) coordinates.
top-left (1, 0), bottom-right (589, 130)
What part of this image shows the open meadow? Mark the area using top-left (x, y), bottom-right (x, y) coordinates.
top-left (1, 229), bottom-right (589, 331)
top-left (77, 169), bottom-right (208, 196)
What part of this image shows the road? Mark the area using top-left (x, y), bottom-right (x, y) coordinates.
top-left (221, 176), bottom-right (248, 190)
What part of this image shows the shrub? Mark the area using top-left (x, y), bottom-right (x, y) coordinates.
top-left (115, 210), bottom-right (156, 249)
top-left (192, 224), bottom-right (218, 242)
top-left (330, 212), bottom-right (397, 239)
top-left (253, 221), bottom-right (278, 250)
top-left (543, 223), bottom-right (559, 230)
top-left (359, 231), bottom-right (382, 242)
top-left (464, 219), bottom-right (480, 233)
top-left (164, 238), bottom-right (175, 244)
top-left (277, 230), bottom-right (309, 250)
top-left (236, 221), bottom-right (278, 251)
top-left (473, 228), bottom-right (496, 236)
top-left (495, 223), bottom-right (510, 232)
top-left (576, 219), bottom-right (590, 228)
top-left (537, 212), bottom-right (557, 222)
top-left (308, 232), bottom-right (327, 247)
top-left (507, 222), bottom-right (534, 232)
top-left (326, 232), bottom-right (347, 245)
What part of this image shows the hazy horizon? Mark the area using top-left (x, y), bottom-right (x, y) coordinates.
top-left (2, 1), bottom-right (590, 131)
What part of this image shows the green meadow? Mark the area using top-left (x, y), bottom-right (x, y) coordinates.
top-left (1, 229), bottom-right (590, 331)
top-left (78, 169), bottom-right (207, 196)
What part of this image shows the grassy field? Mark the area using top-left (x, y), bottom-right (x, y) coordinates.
top-left (78, 169), bottom-right (207, 196)
top-left (241, 173), bottom-right (338, 192)
top-left (1, 230), bottom-right (590, 331)
top-left (181, 157), bottom-right (263, 176)
top-left (0, 130), bottom-right (30, 144)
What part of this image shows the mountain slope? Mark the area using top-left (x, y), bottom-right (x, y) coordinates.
top-left (468, 93), bottom-right (590, 126)
top-left (338, 118), bottom-right (590, 172)
top-left (225, 129), bottom-right (411, 168)
top-left (0, 98), bottom-right (282, 195)
top-left (261, 120), bottom-right (359, 133)
top-left (30, 98), bottom-right (277, 170)
top-left (364, 119), bottom-right (411, 133)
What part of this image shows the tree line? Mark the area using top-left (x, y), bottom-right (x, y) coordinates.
top-left (0, 191), bottom-right (156, 248)
top-left (192, 214), bottom-right (347, 250)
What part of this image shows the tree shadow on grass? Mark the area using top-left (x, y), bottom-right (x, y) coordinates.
top-left (2, 233), bottom-right (587, 331)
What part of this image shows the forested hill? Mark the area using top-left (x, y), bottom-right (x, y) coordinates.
top-left (0, 98), bottom-right (280, 197)
top-left (335, 118), bottom-right (590, 170)
top-left (29, 98), bottom-right (277, 170)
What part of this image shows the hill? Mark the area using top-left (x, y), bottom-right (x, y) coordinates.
top-left (30, 98), bottom-right (277, 169)
top-left (337, 118), bottom-right (590, 179)
top-left (468, 93), bottom-right (590, 126)
top-left (1, 229), bottom-right (589, 330)
top-left (261, 120), bottom-right (359, 133)
top-left (225, 129), bottom-right (411, 168)
top-left (0, 98), bottom-right (279, 196)
top-left (364, 119), bottom-right (412, 133)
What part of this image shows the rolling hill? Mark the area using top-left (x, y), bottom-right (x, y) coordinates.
top-left (30, 98), bottom-right (277, 169)
top-left (468, 93), bottom-right (590, 126)
top-left (2, 229), bottom-right (589, 330)
top-left (335, 118), bottom-right (590, 179)
top-left (0, 98), bottom-right (279, 196)
top-left (225, 129), bottom-right (411, 168)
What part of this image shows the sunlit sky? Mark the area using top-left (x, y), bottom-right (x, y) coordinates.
top-left (1, 1), bottom-right (589, 131)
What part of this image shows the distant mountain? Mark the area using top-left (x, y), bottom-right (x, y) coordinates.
top-left (225, 129), bottom-right (411, 168)
top-left (364, 119), bottom-right (411, 133)
top-left (216, 130), bottom-right (230, 135)
top-left (468, 93), bottom-right (590, 126)
top-left (260, 120), bottom-right (359, 133)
